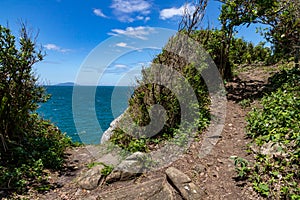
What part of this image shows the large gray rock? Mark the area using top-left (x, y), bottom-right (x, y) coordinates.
top-left (100, 112), bottom-right (126, 144)
top-left (116, 152), bottom-right (148, 172)
top-left (105, 152), bottom-right (147, 184)
top-left (166, 167), bottom-right (204, 200)
top-left (77, 165), bottom-right (104, 190)
top-left (105, 169), bottom-right (138, 184)
top-left (97, 178), bottom-right (176, 200)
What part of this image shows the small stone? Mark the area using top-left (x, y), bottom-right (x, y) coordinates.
top-left (166, 167), bottom-right (204, 200)
top-left (184, 185), bottom-right (190, 191)
top-left (207, 162), bottom-right (213, 167)
top-left (75, 189), bottom-right (81, 196)
top-left (166, 167), bottom-right (191, 184)
top-left (193, 164), bottom-right (205, 174)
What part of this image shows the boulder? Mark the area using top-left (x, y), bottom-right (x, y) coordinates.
top-left (116, 152), bottom-right (147, 172)
top-left (105, 152), bottom-right (147, 183)
top-left (97, 178), bottom-right (175, 200)
top-left (105, 170), bottom-right (138, 183)
top-left (77, 165), bottom-right (104, 190)
top-left (100, 111), bottom-right (127, 144)
top-left (166, 167), bottom-right (204, 200)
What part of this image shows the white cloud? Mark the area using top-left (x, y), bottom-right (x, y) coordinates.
top-left (144, 16), bottom-right (151, 22)
top-left (136, 16), bottom-right (144, 21)
top-left (111, 0), bottom-right (150, 14)
top-left (115, 42), bottom-right (137, 49)
top-left (118, 16), bottom-right (135, 23)
top-left (44, 44), bottom-right (71, 53)
top-left (109, 26), bottom-right (155, 40)
top-left (116, 42), bottom-right (128, 48)
top-left (160, 3), bottom-right (194, 20)
top-left (93, 8), bottom-right (107, 18)
top-left (111, 0), bottom-right (151, 22)
top-left (114, 64), bottom-right (128, 69)
top-left (136, 16), bottom-right (151, 22)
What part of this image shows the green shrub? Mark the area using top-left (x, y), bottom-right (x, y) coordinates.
top-left (0, 117), bottom-right (73, 193)
top-left (191, 29), bottom-right (273, 70)
top-left (231, 156), bottom-right (251, 180)
top-left (0, 24), bottom-right (73, 194)
top-left (110, 127), bottom-right (149, 153)
top-left (109, 32), bottom-right (211, 152)
top-left (245, 67), bottom-right (300, 198)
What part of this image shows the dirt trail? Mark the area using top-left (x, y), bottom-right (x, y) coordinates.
top-left (181, 65), bottom-right (276, 199)
top-left (189, 65), bottom-right (276, 199)
top-left (191, 100), bottom-right (257, 199)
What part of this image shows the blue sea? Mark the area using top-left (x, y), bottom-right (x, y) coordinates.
top-left (37, 86), bottom-right (133, 144)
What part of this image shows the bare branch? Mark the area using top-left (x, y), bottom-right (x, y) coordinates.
top-left (179, 0), bottom-right (208, 35)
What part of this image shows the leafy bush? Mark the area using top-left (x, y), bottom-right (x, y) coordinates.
top-left (191, 29), bottom-right (273, 70)
top-left (110, 127), bottom-right (149, 153)
top-left (109, 32), bottom-right (211, 152)
top-left (268, 67), bottom-right (300, 91)
top-left (239, 98), bottom-right (252, 109)
top-left (128, 83), bottom-right (181, 136)
top-left (0, 118), bottom-right (73, 193)
top-left (0, 24), bottom-right (73, 194)
top-left (246, 67), bottom-right (300, 198)
top-left (0, 25), bottom-right (47, 143)
top-left (247, 68), bottom-right (300, 142)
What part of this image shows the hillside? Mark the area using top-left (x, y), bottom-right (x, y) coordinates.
top-left (56, 82), bottom-right (78, 86)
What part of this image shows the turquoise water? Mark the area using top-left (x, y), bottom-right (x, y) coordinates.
top-left (38, 86), bottom-right (132, 144)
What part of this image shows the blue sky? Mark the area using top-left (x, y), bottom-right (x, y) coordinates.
top-left (0, 0), bottom-right (266, 85)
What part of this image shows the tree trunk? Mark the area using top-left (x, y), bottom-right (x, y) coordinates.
top-left (220, 24), bottom-right (233, 80)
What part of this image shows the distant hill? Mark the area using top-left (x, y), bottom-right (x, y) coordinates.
top-left (55, 82), bottom-right (78, 86)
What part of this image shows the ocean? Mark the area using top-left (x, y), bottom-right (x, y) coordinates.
top-left (37, 86), bottom-right (132, 144)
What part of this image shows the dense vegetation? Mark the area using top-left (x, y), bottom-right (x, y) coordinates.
top-left (217, 1), bottom-right (299, 198)
top-left (235, 66), bottom-right (299, 199)
top-left (110, 34), bottom-right (211, 154)
top-left (0, 25), bottom-right (74, 194)
top-left (218, 0), bottom-right (299, 79)
top-left (191, 29), bottom-right (273, 69)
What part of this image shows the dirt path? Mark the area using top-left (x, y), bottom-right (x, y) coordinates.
top-left (190, 100), bottom-right (258, 199)
top-left (8, 65), bottom-right (279, 200)
top-left (188, 65), bottom-right (277, 199)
